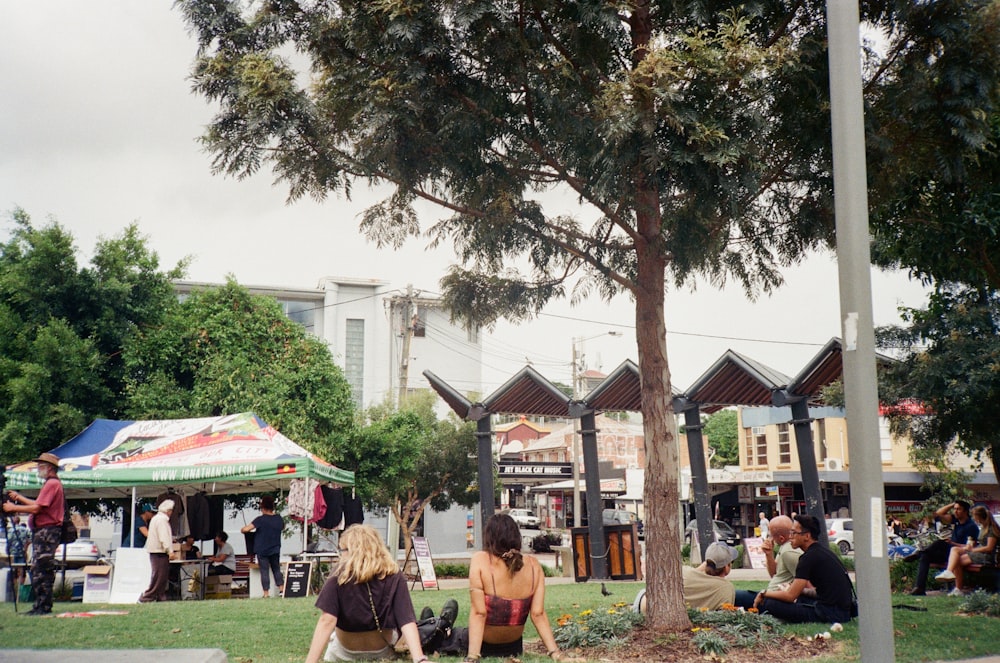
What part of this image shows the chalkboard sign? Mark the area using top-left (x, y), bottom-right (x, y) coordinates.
top-left (283, 562), bottom-right (312, 598)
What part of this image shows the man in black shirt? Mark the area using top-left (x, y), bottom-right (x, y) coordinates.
top-left (753, 514), bottom-right (855, 623)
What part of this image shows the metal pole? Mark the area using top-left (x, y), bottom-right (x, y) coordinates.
top-left (826, 0), bottom-right (895, 658)
top-left (571, 338), bottom-right (582, 527)
top-left (579, 410), bottom-right (608, 579)
top-left (675, 399), bottom-right (714, 560)
top-left (476, 417), bottom-right (495, 529)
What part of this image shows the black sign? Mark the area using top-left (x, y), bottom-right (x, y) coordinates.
top-left (497, 462), bottom-right (572, 479)
top-left (283, 562), bottom-right (312, 598)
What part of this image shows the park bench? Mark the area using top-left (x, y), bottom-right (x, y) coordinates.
top-left (929, 561), bottom-right (1000, 592)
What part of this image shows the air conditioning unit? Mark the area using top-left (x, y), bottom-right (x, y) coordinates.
top-left (824, 457), bottom-right (843, 471)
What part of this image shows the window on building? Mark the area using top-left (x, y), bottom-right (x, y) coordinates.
top-left (878, 417), bottom-right (893, 462)
top-left (815, 418), bottom-right (828, 460)
top-left (412, 306), bottom-right (426, 337)
top-left (277, 299), bottom-right (315, 331)
top-left (744, 426), bottom-right (767, 466)
top-left (345, 319), bottom-right (365, 408)
top-left (754, 427), bottom-right (768, 465)
top-left (778, 423), bottom-right (791, 465)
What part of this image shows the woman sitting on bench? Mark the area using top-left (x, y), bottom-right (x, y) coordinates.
top-left (935, 505), bottom-right (1000, 595)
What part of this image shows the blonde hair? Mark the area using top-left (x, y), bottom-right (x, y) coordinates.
top-left (336, 524), bottom-right (400, 584)
top-left (972, 506), bottom-right (1000, 539)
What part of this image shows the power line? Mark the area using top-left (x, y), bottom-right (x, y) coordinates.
top-left (538, 311), bottom-right (828, 347)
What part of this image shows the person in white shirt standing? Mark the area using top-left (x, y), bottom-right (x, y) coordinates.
top-left (139, 500), bottom-right (177, 602)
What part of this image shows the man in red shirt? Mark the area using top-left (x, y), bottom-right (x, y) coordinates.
top-left (4, 452), bottom-right (66, 615)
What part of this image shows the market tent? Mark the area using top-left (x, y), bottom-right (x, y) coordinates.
top-left (3, 412), bottom-right (353, 499)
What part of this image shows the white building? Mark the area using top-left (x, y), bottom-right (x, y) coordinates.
top-left (175, 277), bottom-right (483, 410)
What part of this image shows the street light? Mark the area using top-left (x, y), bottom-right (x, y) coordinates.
top-left (570, 331), bottom-right (622, 527)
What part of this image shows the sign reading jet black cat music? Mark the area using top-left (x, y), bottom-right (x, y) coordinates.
top-left (497, 462), bottom-right (572, 479)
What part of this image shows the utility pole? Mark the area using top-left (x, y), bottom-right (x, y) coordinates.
top-left (398, 284), bottom-right (414, 406)
top-left (571, 340), bottom-right (582, 527)
top-left (827, 0), bottom-right (895, 659)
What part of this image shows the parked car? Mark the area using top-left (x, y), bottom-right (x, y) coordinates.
top-left (54, 539), bottom-right (102, 567)
top-left (506, 508), bottom-right (541, 529)
top-left (827, 518), bottom-right (854, 554)
top-left (684, 519), bottom-right (741, 547)
top-left (602, 508), bottom-right (636, 526)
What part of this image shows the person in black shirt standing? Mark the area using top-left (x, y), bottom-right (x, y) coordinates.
top-left (754, 514), bottom-right (855, 623)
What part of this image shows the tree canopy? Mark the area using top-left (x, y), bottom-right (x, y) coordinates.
top-left (0, 210), bottom-right (186, 464)
top-left (332, 391), bottom-right (479, 557)
top-left (702, 409), bottom-right (738, 468)
top-left (123, 278), bottom-right (356, 461)
top-left (177, 0), bottom-right (1000, 630)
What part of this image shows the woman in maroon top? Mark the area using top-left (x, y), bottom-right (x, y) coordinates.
top-left (305, 524), bottom-right (428, 663)
top-left (423, 513), bottom-right (577, 662)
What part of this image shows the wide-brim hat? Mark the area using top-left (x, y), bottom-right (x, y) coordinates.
top-left (33, 452), bottom-right (61, 467)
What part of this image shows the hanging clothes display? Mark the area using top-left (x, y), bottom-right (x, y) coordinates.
top-left (186, 491), bottom-right (212, 541)
top-left (316, 486), bottom-right (344, 530)
top-left (343, 493), bottom-right (364, 526)
top-left (288, 479), bottom-right (327, 523)
top-left (156, 489), bottom-right (187, 536)
top-left (207, 494), bottom-right (226, 538)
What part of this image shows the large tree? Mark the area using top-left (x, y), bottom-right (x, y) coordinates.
top-left (0, 210), bottom-right (185, 464)
top-left (332, 392), bottom-right (479, 559)
top-left (177, 0), bottom-right (1000, 630)
top-left (123, 279), bottom-right (356, 460)
top-left (872, 94), bottom-right (1000, 477)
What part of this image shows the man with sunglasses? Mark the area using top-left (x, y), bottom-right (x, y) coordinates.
top-left (753, 514), bottom-right (855, 623)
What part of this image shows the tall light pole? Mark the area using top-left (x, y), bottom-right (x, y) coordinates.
top-left (571, 331), bottom-right (622, 527)
top-left (827, 0), bottom-right (895, 657)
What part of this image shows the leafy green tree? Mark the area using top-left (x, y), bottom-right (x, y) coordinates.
top-left (177, 0), bottom-right (1000, 629)
top-left (877, 288), bottom-right (1000, 482)
top-left (332, 391), bottom-right (479, 559)
top-left (123, 279), bottom-right (356, 460)
top-left (702, 409), bottom-right (738, 469)
top-left (873, 104), bottom-right (1000, 481)
top-left (0, 210), bottom-right (185, 464)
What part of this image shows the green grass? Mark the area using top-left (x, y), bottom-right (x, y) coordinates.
top-left (2, 581), bottom-right (1000, 662)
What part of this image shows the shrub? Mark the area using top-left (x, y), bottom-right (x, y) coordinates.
top-left (531, 531), bottom-right (563, 553)
top-left (889, 558), bottom-right (919, 592)
top-left (688, 605), bottom-right (784, 655)
top-left (434, 562), bottom-right (469, 578)
top-left (961, 589), bottom-right (1000, 617)
top-left (554, 603), bottom-right (645, 649)
top-left (829, 544), bottom-right (855, 571)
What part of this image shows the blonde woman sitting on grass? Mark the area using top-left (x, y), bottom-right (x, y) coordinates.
top-left (306, 524), bottom-right (429, 663)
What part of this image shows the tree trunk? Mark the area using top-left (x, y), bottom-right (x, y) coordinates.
top-left (628, 0), bottom-right (689, 632)
top-left (635, 226), bottom-right (689, 631)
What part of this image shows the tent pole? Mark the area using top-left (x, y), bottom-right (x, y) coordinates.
top-left (130, 486), bottom-right (137, 548)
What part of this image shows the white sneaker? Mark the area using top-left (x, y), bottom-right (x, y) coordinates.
top-left (948, 587), bottom-right (966, 597)
top-left (935, 570), bottom-right (956, 581)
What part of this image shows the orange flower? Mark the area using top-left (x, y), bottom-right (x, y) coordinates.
top-left (748, 607), bottom-right (759, 613)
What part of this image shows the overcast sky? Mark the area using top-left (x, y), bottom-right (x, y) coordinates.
top-left (0, 2), bottom-right (932, 396)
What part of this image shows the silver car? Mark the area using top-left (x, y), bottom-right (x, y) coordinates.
top-left (506, 509), bottom-right (541, 529)
top-left (54, 539), bottom-right (102, 567)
